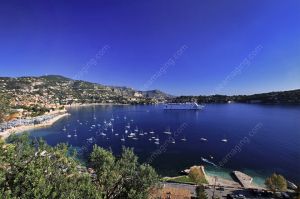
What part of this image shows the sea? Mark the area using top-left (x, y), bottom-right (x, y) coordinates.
top-left (26, 104), bottom-right (300, 184)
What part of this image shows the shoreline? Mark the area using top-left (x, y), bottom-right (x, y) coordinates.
top-left (64, 103), bottom-right (130, 108)
top-left (0, 111), bottom-right (70, 140)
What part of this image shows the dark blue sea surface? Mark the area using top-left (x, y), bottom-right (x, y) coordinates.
top-left (27, 104), bottom-right (300, 183)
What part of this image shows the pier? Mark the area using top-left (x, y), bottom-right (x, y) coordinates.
top-left (232, 171), bottom-right (253, 188)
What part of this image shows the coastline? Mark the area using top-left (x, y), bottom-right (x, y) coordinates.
top-left (0, 111), bottom-right (70, 140)
top-left (64, 103), bottom-right (130, 108)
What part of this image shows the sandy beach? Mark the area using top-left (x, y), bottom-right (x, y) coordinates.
top-left (0, 111), bottom-right (70, 140)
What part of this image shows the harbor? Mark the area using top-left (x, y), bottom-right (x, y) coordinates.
top-left (0, 110), bottom-right (70, 140)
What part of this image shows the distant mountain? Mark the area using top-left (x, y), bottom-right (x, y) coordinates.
top-left (172, 89), bottom-right (300, 104)
top-left (139, 90), bottom-right (174, 99)
top-left (0, 75), bottom-right (171, 107)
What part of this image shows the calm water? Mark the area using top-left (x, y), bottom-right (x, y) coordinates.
top-left (27, 104), bottom-right (300, 183)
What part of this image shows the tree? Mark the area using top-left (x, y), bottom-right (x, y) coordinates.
top-left (196, 185), bottom-right (208, 199)
top-left (90, 145), bottom-right (159, 199)
top-left (0, 134), bottom-right (103, 199)
top-left (265, 173), bottom-right (287, 192)
top-left (0, 134), bottom-right (159, 198)
top-left (0, 94), bottom-right (9, 122)
top-left (188, 167), bottom-right (206, 185)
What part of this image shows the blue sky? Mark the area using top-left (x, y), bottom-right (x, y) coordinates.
top-left (0, 0), bottom-right (299, 95)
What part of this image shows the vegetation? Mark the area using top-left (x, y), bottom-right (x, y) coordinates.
top-left (0, 75), bottom-right (170, 107)
top-left (188, 167), bottom-right (207, 185)
top-left (0, 134), bottom-right (159, 199)
top-left (265, 173), bottom-right (287, 192)
top-left (195, 185), bottom-right (208, 199)
top-left (172, 89), bottom-right (300, 104)
top-left (164, 169), bottom-right (207, 185)
top-left (165, 175), bottom-right (196, 184)
top-left (90, 145), bottom-right (159, 199)
top-left (0, 94), bottom-right (9, 122)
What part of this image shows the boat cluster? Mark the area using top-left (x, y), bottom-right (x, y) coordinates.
top-left (62, 115), bottom-right (229, 145)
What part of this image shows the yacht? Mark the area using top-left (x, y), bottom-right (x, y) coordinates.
top-left (163, 128), bottom-right (172, 135)
top-left (134, 126), bottom-right (139, 132)
top-left (121, 136), bottom-right (125, 142)
top-left (164, 102), bottom-right (204, 110)
top-left (200, 138), bottom-right (207, 142)
top-left (125, 123), bottom-right (130, 129)
top-left (100, 132), bottom-right (106, 136)
top-left (221, 139), bottom-right (228, 143)
top-left (74, 129), bottom-right (78, 137)
top-left (181, 136), bottom-right (187, 141)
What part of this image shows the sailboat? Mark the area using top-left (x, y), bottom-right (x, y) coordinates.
top-left (134, 126), bottom-right (139, 132)
top-left (110, 115), bottom-right (115, 121)
top-left (62, 126), bottom-right (67, 132)
top-left (163, 127), bottom-right (172, 135)
top-left (154, 136), bottom-right (159, 141)
top-left (121, 136), bottom-right (125, 142)
top-left (181, 136), bottom-right (187, 141)
top-left (171, 138), bottom-right (176, 144)
top-left (149, 130), bottom-right (155, 134)
top-left (221, 138), bottom-right (228, 143)
top-left (74, 129), bottom-right (78, 137)
top-left (67, 132), bottom-right (71, 138)
top-left (200, 137), bottom-right (207, 142)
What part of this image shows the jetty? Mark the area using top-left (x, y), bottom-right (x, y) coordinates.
top-left (232, 171), bottom-right (253, 188)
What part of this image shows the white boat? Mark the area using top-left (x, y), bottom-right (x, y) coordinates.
top-left (87, 137), bottom-right (93, 142)
top-left (171, 138), bottom-right (176, 144)
top-left (134, 126), bottom-right (139, 132)
top-left (62, 126), bottom-right (67, 132)
top-left (114, 133), bottom-right (119, 136)
top-left (221, 139), bottom-right (228, 143)
top-left (181, 136), bottom-right (187, 141)
top-left (125, 129), bottom-right (128, 134)
top-left (129, 132), bottom-right (136, 137)
top-left (149, 130), bottom-right (155, 134)
top-left (200, 138), bottom-right (207, 142)
top-left (100, 132), bottom-right (106, 136)
top-left (154, 136), bottom-right (159, 141)
top-left (163, 128), bottom-right (172, 135)
top-left (125, 123), bottom-right (130, 129)
top-left (154, 141), bottom-right (160, 145)
top-left (164, 102), bottom-right (204, 110)
top-left (74, 129), bottom-right (77, 137)
top-left (121, 136), bottom-right (125, 142)
top-left (67, 133), bottom-right (71, 138)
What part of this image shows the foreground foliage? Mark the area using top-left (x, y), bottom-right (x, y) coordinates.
top-left (0, 134), bottom-right (159, 199)
top-left (0, 94), bottom-right (9, 123)
top-left (265, 173), bottom-right (287, 192)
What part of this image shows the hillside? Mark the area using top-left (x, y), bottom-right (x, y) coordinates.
top-left (0, 75), bottom-right (171, 108)
top-left (172, 89), bottom-right (300, 104)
